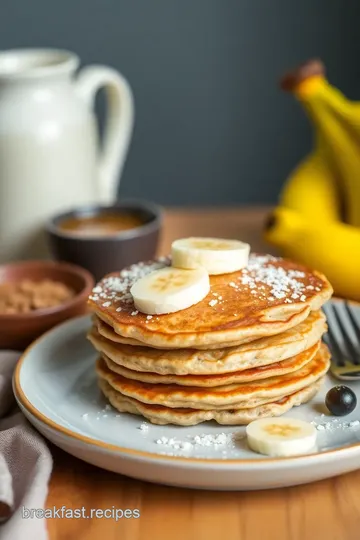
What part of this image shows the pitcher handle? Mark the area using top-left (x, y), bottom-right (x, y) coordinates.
top-left (75, 65), bottom-right (134, 204)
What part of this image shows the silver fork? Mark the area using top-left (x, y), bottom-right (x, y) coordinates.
top-left (323, 301), bottom-right (360, 380)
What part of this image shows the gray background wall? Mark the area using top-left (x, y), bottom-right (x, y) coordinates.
top-left (0, 0), bottom-right (359, 206)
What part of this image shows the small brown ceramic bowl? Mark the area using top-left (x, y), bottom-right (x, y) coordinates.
top-left (46, 199), bottom-right (162, 281)
top-left (0, 260), bottom-right (94, 350)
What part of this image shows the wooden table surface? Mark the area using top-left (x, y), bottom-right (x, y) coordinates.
top-left (46, 208), bottom-right (360, 540)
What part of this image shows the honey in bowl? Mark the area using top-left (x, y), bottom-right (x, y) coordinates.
top-left (58, 212), bottom-right (145, 237)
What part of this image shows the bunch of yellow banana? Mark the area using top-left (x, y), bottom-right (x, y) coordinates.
top-left (265, 59), bottom-right (360, 300)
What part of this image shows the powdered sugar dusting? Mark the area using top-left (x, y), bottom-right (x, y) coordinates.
top-left (92, 286), bottom-right (102, 294)
top-left (88, 257), bottom-right (170, 308)
top-left (192, 433), bottom-right (233, 447)
top-left (237, 254), bottom-right (309, 302)
top-left (311, 418), bottom-right (360, 432)
top-left (155, 432), bottom-right (235, 451)
top-left (89, 253), bottom-right (323, 313)
top-left (221, 253), bottom-right (321, 305)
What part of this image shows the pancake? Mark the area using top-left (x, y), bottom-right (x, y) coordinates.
top-left (101, 341), bottom-right (320, 387)
top-left (96, 343), bottom-right (330, 410)
top-left (88, 311), bottom-right (326, 375)
top-left (93, 307), bottom-right (327, 352)
top-left (88, 254), bottom-right (332, 349)
top-left (99, 378), bottom-right (323, 426)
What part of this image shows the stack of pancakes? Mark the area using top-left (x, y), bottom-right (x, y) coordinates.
top-left (88, 254), bottom-right (333, 426)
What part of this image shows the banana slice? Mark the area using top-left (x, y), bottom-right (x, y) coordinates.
top-left (171, 237), bottom-right (250, 275)
top-left (246, 417), bottom-right (317, 457)
top-left (130, 267), bottom-right (210, 315)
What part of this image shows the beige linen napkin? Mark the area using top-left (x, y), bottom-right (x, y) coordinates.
top-left (0, 351), bottom-right (52, 540)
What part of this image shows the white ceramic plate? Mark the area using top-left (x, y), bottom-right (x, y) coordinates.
top-left (13, 303), bottom-right (360, 491)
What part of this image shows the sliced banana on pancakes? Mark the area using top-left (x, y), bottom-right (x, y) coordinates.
top-left (246, 417), bottom-right (317, 457)
top-left (171, 237), bottom-right (250, 275)
top-left (130, 266), bottom-right (210, 315)
top-left (130, 236), bottom-right (250, 314)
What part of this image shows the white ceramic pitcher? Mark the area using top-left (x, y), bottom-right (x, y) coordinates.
top-left (0, 48), bottom-right (134, 261)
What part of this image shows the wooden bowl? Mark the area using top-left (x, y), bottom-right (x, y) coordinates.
top-left (0, 260), bottom-right (94, 350)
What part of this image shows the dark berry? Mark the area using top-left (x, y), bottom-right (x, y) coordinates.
top-left (325, 386), bottom-right (357, 416)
